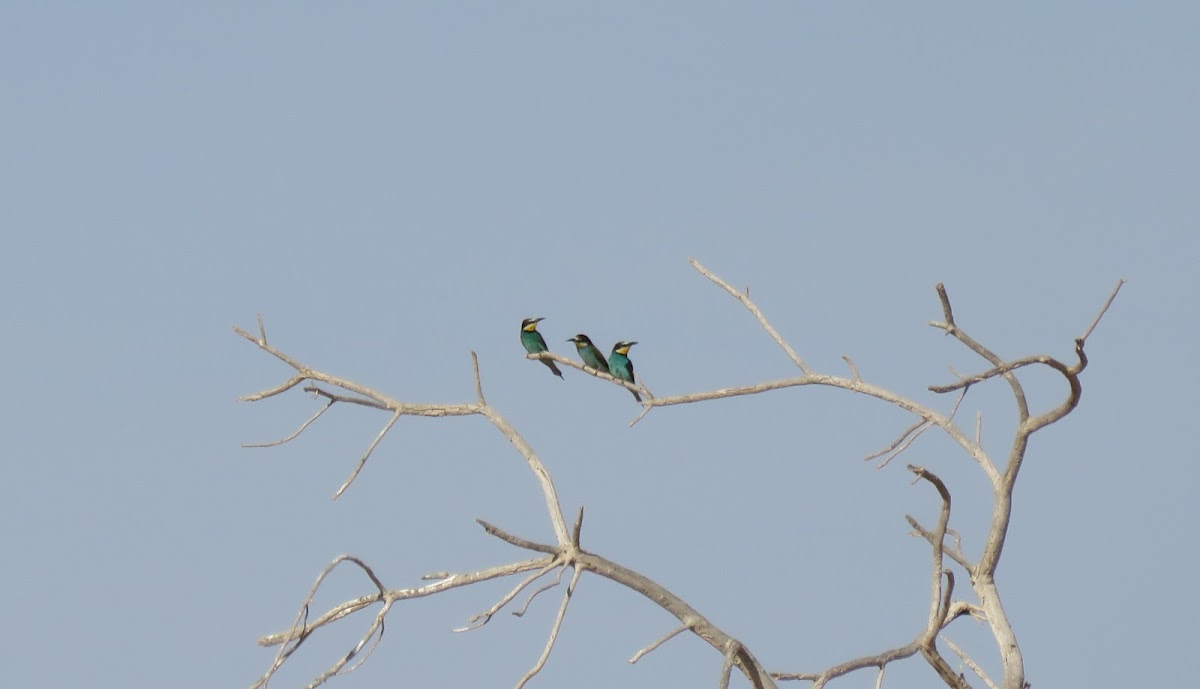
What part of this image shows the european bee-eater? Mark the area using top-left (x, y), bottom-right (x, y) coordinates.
top-left (567, 334), bottom-right (608, 374)
top-left (608, 341), bottom-right (641, 402)
top-left (520, 317), bottom-right (563, 379)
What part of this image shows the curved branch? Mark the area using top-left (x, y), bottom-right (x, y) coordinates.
top-left (928, 283), bottom-right (1030, 423)
top-left (575, 551), bottom-right (776, 689)
top-left (647, 375), bottom-right (999, 488)
top-left (235, 322), bottom-right (571, 545)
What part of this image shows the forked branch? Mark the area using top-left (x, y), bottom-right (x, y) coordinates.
top-left (239, 265), bottom-right (1121, 689)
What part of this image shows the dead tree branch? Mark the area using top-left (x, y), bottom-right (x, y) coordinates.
top-left (238, 266), bottom-right (1120, 689)
top-left (238, 325), bottom-right (777, 689)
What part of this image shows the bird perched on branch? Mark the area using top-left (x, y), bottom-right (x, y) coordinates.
top-left (608, 341), bottom-right (641, 402)
top-left (520, 317), bottom-right (563, 379)
top-left (567, 334), bottom-right (608, 374)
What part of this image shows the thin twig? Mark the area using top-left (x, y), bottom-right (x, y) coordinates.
top-left (629, 624), bottom-right (690, 664)
top-left (513, 568), bottom-right (583, 689)
top-left (842, 355), bottom-right (862, 382)
top-left (454, 560), bottom-right (562, 632)
top-left (243, 400), bottom-right (334, 448)
top-left (471, 351), bottom-right (486, 404)
top-left (690, 258), bottom-right (813, 375)
top-left (1078, 278), bottom-right (1126, 343)
top-left (477, 519), bottom-right (559, 555)
top-left (865, 420), bottom-right (925, 461)
top-left (906, 515), bottom-right (973, 571)
top-left (241, 374), bottom-right (307, 402)
top-left (629, 403), bottom-right (654, 427)
top-left (929, 283), bottom-right (1030, 424)
top-left (258, 557), bottom-right (555, 648)
top-left (305, 386), bottom-right (391, 411)
top-left (571, 506), bottom-right (584, 548)
top-left (248, 555), bottom-right (386, 689)
top-left (513, 566), bottom-right (567, 617)
top-left (876, 422), bottom-right (933, 469)
top-left (929, 354), bottom-right (1072, 394)
top-left (942, 636), bottom-right (998, 689)
top-left (333, 411), bottom-right (401, 500)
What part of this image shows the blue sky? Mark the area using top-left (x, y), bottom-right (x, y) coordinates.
top-left (2, 4), bottom-right (1195, 688)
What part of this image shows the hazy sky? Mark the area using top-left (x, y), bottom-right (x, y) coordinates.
top-left (2, 4), bottom-right (1195, 688)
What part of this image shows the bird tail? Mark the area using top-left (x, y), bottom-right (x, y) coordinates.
top-left (630, 389), bottom-right (642, 402)
top-left (545, 360), bottom-right (565, 379)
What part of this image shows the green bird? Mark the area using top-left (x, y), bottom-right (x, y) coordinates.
top-left (608, 341), bottom-right (641, 402)
top-left (567, 334), bottom-right (609, 374)
top-left (520, 317), bottom-right (563, 379)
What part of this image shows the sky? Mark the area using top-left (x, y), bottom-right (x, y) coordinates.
top-left (2, 3), bottom-right (1196, 688)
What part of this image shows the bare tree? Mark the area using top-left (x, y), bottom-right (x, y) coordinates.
top-left (236, 259), bottom-right (1123, 689)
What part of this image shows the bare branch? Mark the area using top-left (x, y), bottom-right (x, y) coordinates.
top-left (647, 375), bottom-right (999, 488)
top-left (773, 641), bottom-right (920, 686)
top-left (527, 351), bottom-right (651, 401)
top-left (297, 599), bottom-right (392, 689)
top-left (241, 373), bottom-right (307, 402)
top-left (471, 351), bottom-right (486, 404)
top-left (513, 566), bottom-right (567, 618)
top-left (333, 411), bottom-right (401, 500)
top-left (719, 640), bottom-right (740, 689)
top-left (906, 515), bottom-right (973, 572)
top-left (928, 283), bottom-right (1030, 424)
top-left (248, 555), bottom-right (387, 689)
top-left (513, 567), bottom-right (583, 689)
top-left (1078, 278), bottom-right (1126, 344)
top-left (258, 556), bottom-right (556, 648)
top-left (235, 321), bottom-right (571, 546)
top-left (454, 560), bottom-right (563, 632)
top-left (628, 402), bottom-right (654, 427)
top-left (842, 355), bottom-right (862, 382)
top-left (476, 408), bottom-right (572, 547)
top-left (571, 506), bottom-right (584, 549)
top-left (243, 399), bottom-right (334, 448)
top-left (865, 420), bottom-right (925, 462)
top-left (576, 551), bottom-right (775, 689)
top-left (477, 519), bottom-right (559, 555)
top-left (942, 636), bottom-right (998, 689)
top-left (907, 465), bottom-right (952, 639)
top-left (875, 421), bottom-right (933, 469)
top-left (929, 354), bottom-right (1072, 394)
top-left (234, 323), bottom-right (391, 407)
top-left (240, 270), bottom-right (1121, 689)
top-left (305, 386), bottom-right (391, 411)
top-left (690, 258), bottom-right (813, 375)
top-left (629, 624), bottom-right (691, 664)
top-left (776, 468), bottom-right (968, 688)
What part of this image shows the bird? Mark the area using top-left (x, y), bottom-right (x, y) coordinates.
top-left (520, 317), bottom-right (563, 379)
top-left (567, 334), bottom-right (608, 374)
top-left (608, 341), bottom-right (642, 402)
